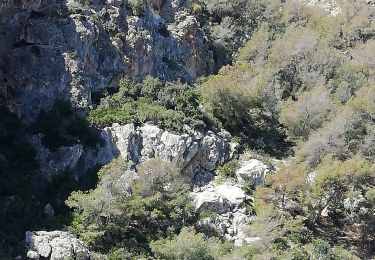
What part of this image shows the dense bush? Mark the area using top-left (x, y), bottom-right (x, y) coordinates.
top-left (251, 155), bottom-right (375, 256)
top-left (217, 160), bottom-right (239, 179)
top-left (150, 227), bottom-right (232, 260)
top-left (88, 76), bottom-right (217, 133)
top-left (128, 0), bottom-right (144, 16)
top-left (200, 63), bottom-right (291, 155)
top-left (66, 158), bottom-right (197, 257)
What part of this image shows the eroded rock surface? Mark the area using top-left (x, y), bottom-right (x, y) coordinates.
top-left (191, 180), bottom-right (255, 246)
top-left (236, 159), bottom-right (270, 186)
top-left (25, 231), bottom-right (90, 260)
top-left (0, 0), bottom-right (213, 120)
top-left (80, 123), bottom-right (238, 181)
top-left (190, 157), bottom-right (279, 247)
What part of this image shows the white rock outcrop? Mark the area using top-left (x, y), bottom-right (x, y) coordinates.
top-left (190, 157), bottom-right (276, 246)
top-left (191, 188), bottom-right (231, 214)
top-left (236, 159), bottom-right (270, 186)
top-left (191, 180), bottom-right (254, 246)
top-left (83, 123), bottom-right (238, 181)
top-left (25, 231), bottom-right (90, 260)
top-left (303, 0), bottom-right (342, 15)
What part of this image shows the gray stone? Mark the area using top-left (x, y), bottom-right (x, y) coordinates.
top-left (26, 251), bottom-right (39, 259)
top-left (236, 159), bottom-right (270, 186)
top-left (83, 123), bottom-right (237, 182)
top-left (0, 0), bottom-right (213, 121)
top-left (29, 134), bottom-right (83, 180)
top-left (25, 231), bottom-right (90, 260)
top-left (215, 184), bottom-right (246, 206)
top-left (191, 188), bottom-right (231, 214)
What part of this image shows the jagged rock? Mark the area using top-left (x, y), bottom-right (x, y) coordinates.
top-left (191, 180), bottom-right (253, 244)
top-left (26, 251), bottom-right (39, 259)
top-left (191, 156), bottom-right (269, 246)
top-left (82, 123), bottom-right (237, 181)
top-left (344, 194), bottom-right (367, 222)
top-left (0, 0), bottom-right (213, 120)
top-left (236, 159), bottom-right (270, 186)
top-left (29, 134), bottom-right (83, 179)
top-left (191, 188), bottom-right (231, 214)
top-left (28, 122), bottom-right (236, 182)
top-left (214, 184), bottom-right (246, 206)
top-left (25, 231), bottom-right (90, 260)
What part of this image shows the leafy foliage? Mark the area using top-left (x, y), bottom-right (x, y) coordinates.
top-left (88, 76), bottom-right (216, 133)
top-left (150, 227), bottom-right (233, 260)
top-left (66, 158), bottom-right (197, 257)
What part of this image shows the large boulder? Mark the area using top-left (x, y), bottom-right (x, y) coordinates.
top-left (25, 231), bottom-right (90, 260)
top-left (215, 184), bottom-right (247, 206)
top-left (191, 188), bottom-right (231, 214)
top-left (191, 183), bottom-right (247, 213)
top-left (235, 159), bottom-right (270, 186)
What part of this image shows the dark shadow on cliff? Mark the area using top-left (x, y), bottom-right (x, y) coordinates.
top-left (0, 103), bottom-right (103, 258)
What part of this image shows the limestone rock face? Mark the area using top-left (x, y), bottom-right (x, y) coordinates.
top-left (28, 123), bottom-right (237, 180)
top-left (81, 123), bottom-right (237, 181)
top-left (28, 134), bottom-right (83, 179)
top-left (25, 231), bottom-right (90, 260)
top-left (0, 0), bottom-right (213, 120)
top-left (236, 159), bottom-right (270, 186)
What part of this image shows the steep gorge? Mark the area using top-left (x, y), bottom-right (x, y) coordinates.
top-left (2, 0), bottom-right (375, 259)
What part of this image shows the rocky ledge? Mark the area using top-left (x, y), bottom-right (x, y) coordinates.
top-left (31, 123), bottom-right (238, 182)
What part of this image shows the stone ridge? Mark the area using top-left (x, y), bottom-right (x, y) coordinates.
top-left (82, 123), bottom-right (238, 182)
top-left (29, 123), bottom-right (238, 182)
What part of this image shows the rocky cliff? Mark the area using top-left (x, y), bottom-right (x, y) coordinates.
top-left (30, 123), bottom-right (238, 181)
top-left (0, 0), bottom-right (213, 121)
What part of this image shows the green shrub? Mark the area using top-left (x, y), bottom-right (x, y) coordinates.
top-left (89, 76), bottom-right (215, 133)
top-left (67, 158), bottom-right (197, 255)
top-left (129, 0), bottom-right (144, 16)
top-left (217, 160), bottom-right (239, 179)
top-left (150, 227), bottom-right (215, 260)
